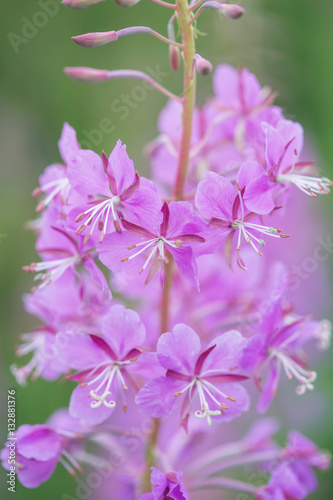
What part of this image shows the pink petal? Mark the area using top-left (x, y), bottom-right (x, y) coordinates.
top-left (101, 305), bottom-right (146, 360)
top-left (106, 140), bottom-right (135, 194)
top-left (196, 171), bottom-right (235, 221)
top-left (157, 324), bottom-right (201, 373)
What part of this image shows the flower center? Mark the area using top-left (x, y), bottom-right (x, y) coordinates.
top-left (80, 361), bottom-right (130, 410)
top-left (174, 377), bottom-right (234, 426)
top-left (120, 236), bottom-right (180, 274)
top-left (76, 195), bottom-right (122, 244)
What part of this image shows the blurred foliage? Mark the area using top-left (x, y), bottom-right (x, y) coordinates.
top-left (0, 0), bottom-right (332, 499)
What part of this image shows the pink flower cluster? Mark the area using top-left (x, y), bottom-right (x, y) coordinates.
top-left (2, 0), bottom-right (332, 495)
top-left (2, 63), bottom-right (332, 498)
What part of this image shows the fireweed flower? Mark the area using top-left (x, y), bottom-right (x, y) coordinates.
top-left (59, 305), bottom-right (147, 425)
top-left (240, 298), bottom-right (329, 412)
top-left (139, 467), bottom-right (190, 500)
top-left (244, 120), bottom-right (332, 214)
top-left (282, 431), bottom-right (331, 471)
top-left (211, 65), bottom-right (281, 151)
top-left (11, 272), bottom-right (111, 386)
top-left (67, 139), bottom-right (162, 244)
top-left (98, 201), bottom-right (207, 288)
top-left (10, 324), bottom-right (66, 386)
top-left (136, 325), bottom-right (250, 429)
top-left (23, 270), bottom-right (111, 334)
top-left (22, 207), bottom-right (109, 292)
top-left (32, 123), bottom-right (79, 213)
top-left (195, 169), bottom-right (289, 269)
top-left (0, 420), bottom-right (84, 488)
top-left (255, 434), bottom-right (330, 500)
top-left (255, 462), bottom-right (313, 500)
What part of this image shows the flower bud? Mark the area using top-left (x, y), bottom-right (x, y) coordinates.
top-left (72, 31), bottom-right (118, 48)
top-left (169, 45), bottom-right (181, 72)
top-left (62, 0), bottom-right (106, 8)
top-left (64, 67), bottom-right (109, 82)
top-left (195, 57), bottom-right (213, 76)
top-left (220, 3), bottom-right (244, 19)
top-left (114, 0), bottom-right (141, 6)
top-left (193, 54), bottom-right (213, 76)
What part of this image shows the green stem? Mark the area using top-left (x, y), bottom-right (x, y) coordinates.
top-left (173, 0), bottom-right (196, 200)
top-left (143, 0), bottom-right (196, 493)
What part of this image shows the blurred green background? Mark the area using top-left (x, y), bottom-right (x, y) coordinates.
top-left (0, 0), bottom-right (332, 498)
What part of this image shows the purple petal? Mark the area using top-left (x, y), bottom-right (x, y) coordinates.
top-left (89, 334), bottom-right (117, 360)
top-left (157, 324), bottom-right (201, 373)
top-left (17, 426), bottom-right (62, 461)
top-left (202, 330), bottom-right (248, 373)
top-left (67, 149), bottom-right (110, 198)
top-left (101, 305), bottom-right (146, 360)
top-left (169, 246), bottom-right (199, 289)
top-left (106, 140), bottom-right (135, 194)
top-left (69, 384), bottom-right (115, 425)
top-left (257, 364), bottom-right (280, 414)
top-left (243, 174), bottom-right (276, 215)
top-left (166, 369), bottom-right (192, 382)
top-left (18, 455), bottom-right (59, 489)
top-left (58, 122), bottom-right (80, 165)
top-left (262, 122), bottom-right (285, 170)
top-left (135, 377), bottom-right (181, 418)
top-left (132, 352), bottom-right (165, 380)
top-left (240, 335), bottom-right (265, 372)
top-left (213, 65), bottom-right (240, 110)
top-left (204, 373), bottom-right (249, 384)
top-left (56, 332), bottom-right (107, 371)
top-left (237, 160), bottom-right (265, 188)
top-left (195, 171), bottom-right (235, 221)
top-left (194, 344), bottom-right (216, 375)
top-left (83, 256), bottom-right (111, 295)
top-left (239, 68), bottom-right (262, 110)
top-left (121, 219), bottom-right (156, 239)
top-left (123, 186), bottom-right (163, 230)
top-left (120, 172), bottom-right (140, 201)
top-left (160, 202), bottom-right (170, 237)
top-left (97, 231), bottom-right (142, 272)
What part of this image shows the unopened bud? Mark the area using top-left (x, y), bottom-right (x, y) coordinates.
top-left (195, 56), bottom-right (213, 76)
top-left (72, 31), bottom-right (118, 48)
top-left (64, 66), bottom-right (109, 82)
top-left (169, 45), bottom-right (181, 72)
top-left (62, 0), bottom-right (106, 8)
top-left (220, 3), bottom-right (244, 19)
top-left (114, 0), bottom-right (141, 6)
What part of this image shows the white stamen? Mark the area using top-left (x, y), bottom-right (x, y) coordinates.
top-left (77, 196), bottom-right (121, 241)
top-left (36, 178), bottom-right (70, 209)
top-left (26, 255), bottom-right (80, 289)
top-left (270, 348), bottom-right (317, 395)
top-left (276, 173), bottom-right (332, 197)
